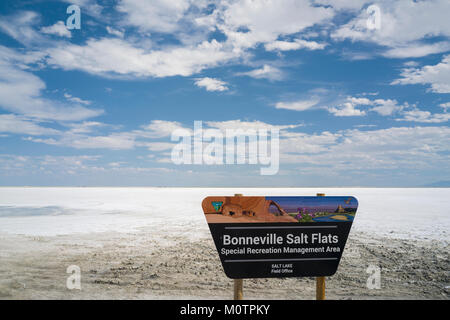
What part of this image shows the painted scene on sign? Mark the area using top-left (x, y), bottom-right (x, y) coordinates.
top-left (202, 196), bottom-right (358, 223)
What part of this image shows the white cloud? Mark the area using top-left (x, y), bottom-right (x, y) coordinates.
top-left (22, 118), bottom-right (141, 150)
top-left (347, 97), bottom-right (372, 105)
top-left (106, 26), bottom-right (124, 38)
top-left (41, 21), bottom-right (71, 38)
top-left (330, 97), bottom-right (418, 117)
top-left (64, 93), bottom-right (91, 105)
top-left (0, 11), bottom-right (44, 46)
top-left (280, 126), bottom-right (450, 173)
top-left (274, 94), bottom-right (442, 120)
top-left (68, 134), bottom-right (136, 149)
top-left (0, 49), bottom-right (103, 121)
top-left (275, 99), bottom-right (319, 111)
top-left (98, 0), bottom-right (335, 78)
top-left (140, 120), bottom-right (189, 138)
top-left (403, 61), bottom-right (419, 67)
top-left (116, 0), bottom-right (191, 33)
top-left (194, 77), bottom-right (228, 92)
top-left (275, 95), bottom-right (372, 116)
top-left (237, 65), bottom-right (284, 81)
top-left (145, 142), bottom-right (176, 151)
top-left (0, 3), bottom-right (339, 83)
top-left (46, 38), bottom-right (239, 78)
top-left (383, 42), bottom-right (450, 59)
top-left (65, 121), bottom-right (106, 134)
top-left (28, 132), bottom-right (136, 150)
top-left (370, 99), bottom-right (405, 116)
top-left (396, 109), bottom-right (450, 123)
top-left (4, 116), bottom-right (449, 182)
top-left (205, 120), bottom-right (301, 132)
top-left (218, 1), bottom-right (332, 52)
top-left (332, 0), bottom-right (450, 58)
top-left (111, 0), bottom-right (335, 57)
top-left (217, 0), bottom-right (333, 50)
top-left (338, 97), bottom-right (404, 117)
top-left (281, 131), bottom-right (339, 154)
top-left (24, 119), bottom-right (303, 151)
top-left (327, 102), bottom-right (366, 116)
top-left (392, 55), bottom-right (450, 93)
top-left (0, 45), bottom-right (45, 67)
top-left (265, 39), bottom-right (327, 51)
top-left (0, 153), bottom-right (180, 180)
top-left (0, 114), bottom-right (60, 136)
top-left (338, 96), bottom-right (447, 121)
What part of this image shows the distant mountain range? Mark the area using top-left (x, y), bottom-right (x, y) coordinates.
top-left (420, 180), bottom-right (450, 187)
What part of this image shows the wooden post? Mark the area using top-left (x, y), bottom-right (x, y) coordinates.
top-left (233, 193), bottom-right (244, 300)
top-left (316, 276), bottom-right (325, 300)
top-left (234, 279), bottom-right (243, 300)
top-left (316, 193), bottom-right (326, 300)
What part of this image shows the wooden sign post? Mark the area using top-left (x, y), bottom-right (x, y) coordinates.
top-left (201, 193), bottom-right (358, 300)
top-left (316, 276), bottom-right (326, 300)
top-left (316, 193), bottom-right (326, 300)
top-left (233, 194), bottom-right (244, 300)
top-left (234, 279), bottom-right (243, 300)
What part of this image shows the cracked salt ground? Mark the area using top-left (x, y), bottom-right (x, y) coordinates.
top-left (0, 230), bottom-right (448, 299)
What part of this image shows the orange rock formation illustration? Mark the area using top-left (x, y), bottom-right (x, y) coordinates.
top-left (202, 196), bottom-right (297, 223)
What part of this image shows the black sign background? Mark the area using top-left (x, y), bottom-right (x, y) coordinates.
top-left (208, 221), bottom-right (353, 279)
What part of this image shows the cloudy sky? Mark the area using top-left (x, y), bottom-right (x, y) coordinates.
top-left (0, 0), bottom-right (449, 187)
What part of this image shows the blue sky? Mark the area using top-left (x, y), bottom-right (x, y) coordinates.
top-left (0, 0), bottom-right (449, 187)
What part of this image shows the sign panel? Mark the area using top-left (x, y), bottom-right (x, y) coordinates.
top-left (202, 196), bottom-right (358, 279)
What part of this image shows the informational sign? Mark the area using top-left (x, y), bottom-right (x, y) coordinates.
top-left (202, 196), bottom-right (358, 279)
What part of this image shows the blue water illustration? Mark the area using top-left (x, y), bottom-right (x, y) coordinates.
top-left (312, 214), bottom-right (355, 222)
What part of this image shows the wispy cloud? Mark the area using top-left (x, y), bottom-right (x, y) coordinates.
top-left (237, 65), bottom-right (284, 81)
top-left (41, 21), bottom-right (71, 38)
top-left (396, 109), bottom-right (450, 123)
top-left (275, 99), bottom-right (319, 111)
top-left (0, 114), bottom-right (60, 136)
top-left (0, 47), bottom-right (103, 121)
top-left (194, 77), bottom-right (228, 92)
top-left (331, 0), bottom-right (450, 58)
top-left (392, 55), bottom-right (450, 93)
top-left (265, 39), bottom-right (327, 51)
